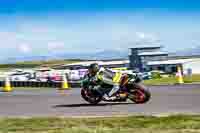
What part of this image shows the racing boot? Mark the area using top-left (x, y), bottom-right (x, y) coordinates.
top-left (108, 85), bottom-right (120, 97)
top-left (102, 85), bottom-right (120, 101)
top-left (103, 94), bottom-right (117, 101)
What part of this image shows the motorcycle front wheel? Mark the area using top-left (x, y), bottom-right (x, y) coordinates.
top-left (81, 88), bottom-right (102, 105)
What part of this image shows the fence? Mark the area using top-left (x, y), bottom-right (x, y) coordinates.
top-left (0, 81), bottom-right (81, 88)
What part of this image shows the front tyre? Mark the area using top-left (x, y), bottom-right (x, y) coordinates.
top-left (81, 88), bottom-right (102, 105)
top-left (129, 84), bottom-right (151, 104)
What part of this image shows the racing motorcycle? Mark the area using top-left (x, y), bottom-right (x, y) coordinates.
top-left (81, 73), bottom-right (151, 104)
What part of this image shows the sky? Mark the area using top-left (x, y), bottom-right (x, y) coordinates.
top-left (1, 0), bottom-right (200, 58)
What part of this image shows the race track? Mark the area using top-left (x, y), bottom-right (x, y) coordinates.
top-left (0, 84), bottom-right (200, 117)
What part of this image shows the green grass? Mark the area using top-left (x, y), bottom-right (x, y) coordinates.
top-left (144, 74), bottom-right (200, 85)
top-left (183, 75), bottom-right (200, 83)
top-left (0, 115), bottom-right (200, 133)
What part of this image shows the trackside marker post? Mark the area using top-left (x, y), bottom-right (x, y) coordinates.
top-left (176, 65), bottom-right (184, 84)
top-left (3, 76), bottom-right (13, 92)
top-left (61, 74), bottom-right (69, 90)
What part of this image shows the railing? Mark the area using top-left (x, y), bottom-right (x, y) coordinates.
top-left (0, 81), bottom-right (81, 88)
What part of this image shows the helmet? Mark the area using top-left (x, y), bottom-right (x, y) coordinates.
top-left (88, 63), bottom-right (100, 75)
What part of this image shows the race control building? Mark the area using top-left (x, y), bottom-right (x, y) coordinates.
top-left (129, 46), bottom-right (168, 72)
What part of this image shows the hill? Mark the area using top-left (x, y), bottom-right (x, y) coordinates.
top-left (0, 59), bottom-right (83, 70)
top-left (0, 49), bottom-right (128, 64)
top-left (172, 46), bottom-right (200, 56)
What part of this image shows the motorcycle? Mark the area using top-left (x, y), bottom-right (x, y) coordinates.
top-left (81, 73), bottom-right (151, 104)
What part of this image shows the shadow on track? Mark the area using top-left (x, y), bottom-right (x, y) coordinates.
top-left (53, 102), bottom-right (135, 108)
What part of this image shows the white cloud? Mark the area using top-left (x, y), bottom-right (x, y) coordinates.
top-left (18, 44), bottom-right (31, 54)
top-left (136, 32), bottom-right (158, 41)
top-left (0, 13), bottom-right (198, 58)
top-left (47, 41), bottom-right (65, 51)
top-left (15, 18), bottom-right (163, 53)
top-left (136, 32), bottom-right (145, 39)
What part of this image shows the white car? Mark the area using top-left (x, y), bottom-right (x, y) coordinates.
top-left (67, 69), bottom-right (88, 81)
top-left (68, 70), bottom-right (81, 81)
top-left (9, 72), bottom-right (32, 81)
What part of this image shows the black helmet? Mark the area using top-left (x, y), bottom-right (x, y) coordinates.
top-left (88, 63), bottom-right (99, 75)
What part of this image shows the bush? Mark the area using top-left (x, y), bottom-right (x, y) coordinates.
top-left (151, 71), bottom-right (161, 79)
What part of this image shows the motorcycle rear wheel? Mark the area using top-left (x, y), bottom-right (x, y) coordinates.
top-left (128, 84), bottom-right (151, 104)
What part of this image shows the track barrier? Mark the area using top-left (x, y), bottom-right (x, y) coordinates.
top-left (0, 81), bottom-right (81, 89)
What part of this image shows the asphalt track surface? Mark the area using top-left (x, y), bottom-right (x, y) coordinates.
top-left (0, 84), bottom-right (200, 117)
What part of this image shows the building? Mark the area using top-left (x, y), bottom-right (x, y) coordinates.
top-left (147, 58), bottom-right (200, 74)
top-left (129, 46), bottom-right (168, 72)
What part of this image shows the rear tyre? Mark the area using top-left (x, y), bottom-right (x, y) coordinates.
top-left (129, 84), bottom-right (151, 104)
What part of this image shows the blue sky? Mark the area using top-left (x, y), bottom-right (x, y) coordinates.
top-left (0, 0), bottom-right (200, 58)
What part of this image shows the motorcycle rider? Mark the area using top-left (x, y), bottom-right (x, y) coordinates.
top-left (84, 63), bottom-right (123, 100)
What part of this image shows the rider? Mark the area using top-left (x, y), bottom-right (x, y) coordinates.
top-left (85, 63), bottom-right (122, 100)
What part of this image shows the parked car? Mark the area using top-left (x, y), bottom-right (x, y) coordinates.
top-left (9, 72), bottom-right (32, 81)
top-left (140, 72), bottom-right (152, 80)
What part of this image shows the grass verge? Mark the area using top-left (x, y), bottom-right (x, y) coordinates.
top-left (144, 74), bottom-right (200, 85)
top-left (0, 115), bottom-right (200, 133)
